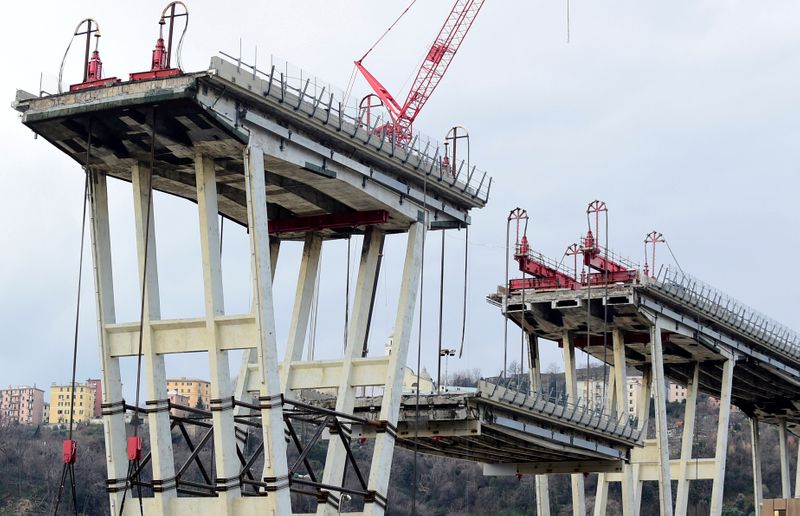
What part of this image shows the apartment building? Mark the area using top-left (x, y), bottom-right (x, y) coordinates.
top-left (0, 386), bottom-right (45, 425)
top-left (166, 378), bottom-right (211, 410)
top-left (49, 382), bottom-right (96, 425)
top-left (86, 378), bottom-right (103, 417)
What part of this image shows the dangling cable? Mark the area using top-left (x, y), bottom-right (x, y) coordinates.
top-left (457, 225), bottom-right (469, 358)
top-left (58, 19), bottom-right (100, 94)
top-left (602, 211), bottom-right (609, 405)
top-left (411, 165), bottom-right (429, 516)
top-left (665, 240), bottom-right (684, 275)
top-left (436, 230), bottom-right (445, 390)
top-left (53, 118), bottom-right (92, 516)
top-left (120, 108), bottom-right (157, 516)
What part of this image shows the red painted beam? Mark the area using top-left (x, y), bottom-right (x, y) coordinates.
top-left (268, 210), bottom-right (389, 234)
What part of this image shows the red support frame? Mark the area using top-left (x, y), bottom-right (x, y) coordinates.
top-left (267, 210), bottom-right (388, 234)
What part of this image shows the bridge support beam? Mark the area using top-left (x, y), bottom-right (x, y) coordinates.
top-left (751, 417), bottom-right (763, 516)
top-left (675, 362), bottom-right (700, 514)
top-left (709, 357), bottom-right (734, 516)
top-left (634, 369), bottom-right (652, 511)
top-left (244, 135), bottom-right (292, 513)
top-left (528, 335), bottom-right (551, 516)
top-left (89, 171), bottom-right (128, 514)
top-left (318, 227), bottom-right (385, 515)
top-left (364, 220), bottom-right (424, 516)
top-left (650, 324), bottom-right (673, 516)
top-left (779, 418), bottom-right (792, 498)
top-left (562, 332), bottom-right (586, 516)
top-left (132, 161), bottom-right (177, 513)
top-left (196, 154), bottom-right (241, 504)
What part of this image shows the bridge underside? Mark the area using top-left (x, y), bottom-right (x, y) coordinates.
top-left (490, 283), bottom-right (800, 432)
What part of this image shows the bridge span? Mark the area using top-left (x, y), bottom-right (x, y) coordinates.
top-left (487, 216), bottom-right (800, 515)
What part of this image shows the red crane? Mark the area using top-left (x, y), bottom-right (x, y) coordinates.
top-left (355, 0), bottom-right (486, 144)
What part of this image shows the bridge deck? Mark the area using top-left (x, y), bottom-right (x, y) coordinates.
top-left (489, 267), bottom-right (800, 431)
top-left (310, 380), bottom-right (640, 473)
top-left (14, 57), bottom-right (490, 240)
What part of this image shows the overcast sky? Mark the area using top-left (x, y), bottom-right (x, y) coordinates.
top-left (2, 1), bottom-right (800, 400)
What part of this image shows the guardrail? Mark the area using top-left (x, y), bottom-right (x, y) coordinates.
top-left (648, 266), bottom-right (800, 357)
top-left (478, 380), bottom-right (641, 443)
top-left (213, 53), bottom-right (492, 204)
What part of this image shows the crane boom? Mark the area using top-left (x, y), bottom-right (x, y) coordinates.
top-left (395, 0), bottom-right (485, 141)
top-left (355, 0), bottom-right (486, 143)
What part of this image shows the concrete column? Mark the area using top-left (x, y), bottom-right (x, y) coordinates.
top-left (528, 335), bottom-right (550, 516)
top-left (612, 329), bottom-right (636, 515)
top-left (709, 357), bottom-right (734, 516)
top-left (751, 418), bottom-right (763, 516)
top-left (779, 419), bottom-right (791, 498)
top-left (796, 438), bottom-right (800, 498)
top-left (243, 138), bottom-right (292, 514)
top-left (318, 227), bottom-right (385, 515)
top-left (195, 154), bottom-right (241, 503)
top-left (88, 171), bottom-right (128, 513)
top-left (593, 365), bottom-right (616, 516)
top-left (650, 325), bottom-right (673, 516)
top-left (281, 233), bottom-right (323, 393)
top-left (364, 221), bottom-right (424, 516)
top-left (561, 332), bottom-right (586, 516)
top-left (131, 162), bottom-right (176, 511)
top-left (675, 362), bottom-right (700, 514)
top-left (634, 369), bottom-right (652, 511)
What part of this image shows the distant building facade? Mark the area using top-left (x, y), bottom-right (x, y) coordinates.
top-left (0, 386), bottom-right (45, 425)
top-left (668, 382), bottom-right (688, 403)
top-left (166, 378), bottom-right (211, 410)
top-left (86, 378), bottom-right (103, 417)
top-left (49, 382), bottom-right (96, 425)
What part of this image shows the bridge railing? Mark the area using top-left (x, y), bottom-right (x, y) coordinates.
top-left (478, 380), bottom-right (642, 443)
top-left (649, 266), bottom-right (800, 357)
top-left (213, 54), bottom-right (492, 204)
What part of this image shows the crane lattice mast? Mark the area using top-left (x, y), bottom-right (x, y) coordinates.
top-left (355, 0), bottom-right (486, 143)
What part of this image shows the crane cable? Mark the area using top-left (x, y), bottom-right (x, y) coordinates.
top-left (53, 119), bottom-right (93, 516)
top-left (457, 225), bottom-right (469, 359)
top-left (119, 108), bottom-right (158, 516)
top-left (358, 0), bottom-right (419, 63)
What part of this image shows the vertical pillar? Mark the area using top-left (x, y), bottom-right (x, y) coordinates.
top-left (131, 162), bottom-right (176, 511)
top-left (318, 227), bottom-right (385, 515)
top-left (593, 365), bottom-right (615, 516)
top-left (561, 332), bottom-right (586, 516)
top-left (779, 419), bottom-right (791, 498)
top-left (195, 154), bottom-right (241, 503)
top-left (243, 136), bottom-right (292, 513)
top-left (675, 362), bottom-right (700, 514)
top-left (751, 418), bottom-right (763, 516)
top-left (88, 171), bottom-right (128, 513)
top-left (650, 324), bottom-right (673, 516)
top-left (281, 233), bottom-right (323, 393)
top-left (612, 329), bottom-right (636, 515)
top-left (709, 357), bottom-right (734, 516)
top-left (634, 369), bottom-right (652, 511)
top-left (364, 221), bottom-right (424, 516)
top-left (796, 439), bottom-right (800, 498)
top-left (528, 335), bottom-right (550, 516)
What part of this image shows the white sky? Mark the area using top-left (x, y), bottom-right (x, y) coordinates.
top-left (2, 1), bottom-right (800, 400)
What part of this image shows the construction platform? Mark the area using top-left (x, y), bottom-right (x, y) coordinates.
top-left (14, 56), bottom-right (490, 240)
top-left (490, 266), bottom-right (800, 431)
top-left (317, 380), bottom-right (641, 474)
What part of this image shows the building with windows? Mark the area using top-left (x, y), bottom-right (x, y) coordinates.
top-left (0, 386), bottom-right (45, 425)
top-left (668, 381), bottom-right (688, 403)
top-left (86, 378), bottom-right (102, 417)
top-left (166, 378), bottom-right (211, 410)
top-left (49, 382), bottom-right (96, 425)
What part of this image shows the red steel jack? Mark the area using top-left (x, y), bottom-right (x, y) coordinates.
top-left (127, 436), bottom-right (143, 461)
top-left (62, 439), bottom-right (77, 464)
top-left (68, 19), bottom-right (120, 92)
top-left (130, 2), bottom-right (188, 81)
